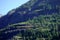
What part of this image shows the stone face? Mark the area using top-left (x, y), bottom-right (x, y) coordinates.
top-left (0, 0), bottom-right (60, 28)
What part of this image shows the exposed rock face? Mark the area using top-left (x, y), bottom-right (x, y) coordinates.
top-left (0, 0), bottom-right (60, 28)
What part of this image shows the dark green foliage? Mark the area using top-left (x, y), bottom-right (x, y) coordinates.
top-left (0, 14), bottom-right (60, 40)
top-left (0, 0), bottom-right (60, 40)
top-left (10, 14), bottom-right (60, 40)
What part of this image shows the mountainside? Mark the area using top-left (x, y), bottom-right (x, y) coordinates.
top-left (0, 0), bottom-right (60, 40)
top-left (0, 0), bottom-right (60, 28)
top-left (0, 14), bottom-right (60, 40)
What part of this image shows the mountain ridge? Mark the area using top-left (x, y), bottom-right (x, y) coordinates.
top-left (0, 0), bottom-right (60, 28)
top-left (0, 0), bottom-right (60, 40)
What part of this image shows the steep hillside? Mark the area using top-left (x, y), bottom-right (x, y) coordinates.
top-left (0, 0), bottom-right (60, 28)
top-left (0, 14), bottom-right (60, 40)
top-left (0, 0), bottom-right (60, 40)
